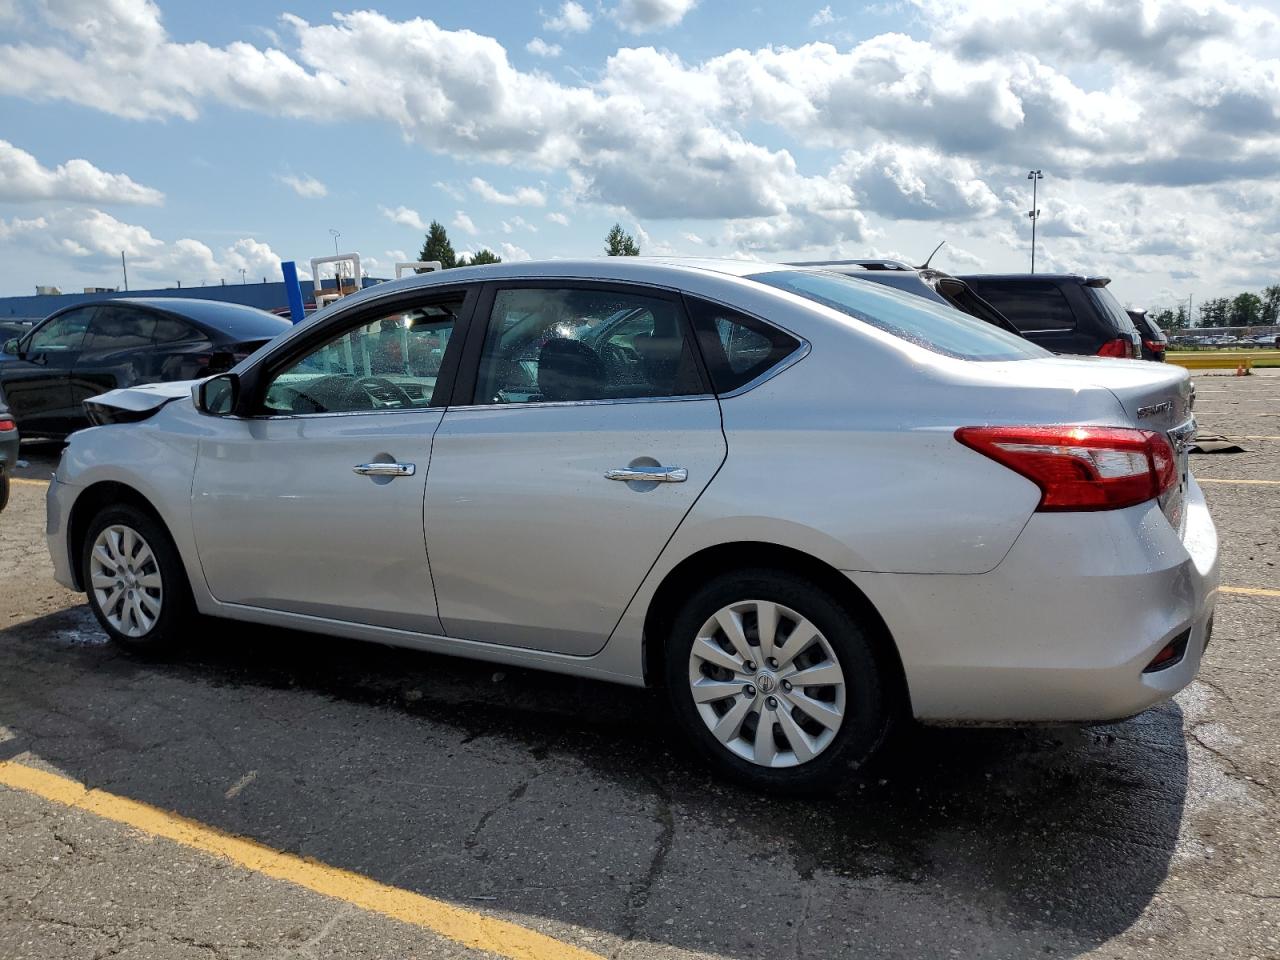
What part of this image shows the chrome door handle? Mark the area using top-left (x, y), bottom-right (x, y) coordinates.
top-left (353, 462), bottom-right (416, 478)
top-left (605, 466), bottom-right (688, 483)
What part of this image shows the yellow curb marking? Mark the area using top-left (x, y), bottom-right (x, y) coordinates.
top-left (0, 760), bottom-right (606, 960)
top-left (10, 477), bottom-right (49, 486)
top-left (1220, 586), bottom-right (1280, 598)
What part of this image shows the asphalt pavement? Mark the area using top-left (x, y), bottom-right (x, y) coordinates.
top-left (1, 371), bottom-right (1278, 959)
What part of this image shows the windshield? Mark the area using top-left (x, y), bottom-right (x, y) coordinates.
top-left (748, 270), bottom-right (1050, 361)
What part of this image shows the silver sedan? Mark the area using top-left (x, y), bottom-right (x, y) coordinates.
top-left (46, 259), bottom-right (1218, 792)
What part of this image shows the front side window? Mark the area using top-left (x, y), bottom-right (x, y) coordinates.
top-left (84, 306), bottom-right (154, 352)
top-left (751, 270), bottom-right (1049, 361)
top-left (27, 307), bottom-right (94, 354)
top-left (261, 299), bottom-right (461, 415)
top-left (474, 288), bottom-right (705, 404)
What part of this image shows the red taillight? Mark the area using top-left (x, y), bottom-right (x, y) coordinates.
top-left (1143, 340), bottom-right (1163, 354)
top-left (955, 425), bottom-right (1177, 512)
top-left (0, 418), bottom-right (14, 432)
top-left (1096, 338), bottom-right (1129, 358)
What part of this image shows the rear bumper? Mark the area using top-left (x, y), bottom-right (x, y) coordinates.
top-left (851, 477), bottom-right (1219, 723)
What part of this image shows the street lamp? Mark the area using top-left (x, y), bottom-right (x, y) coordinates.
top-left (329, 228), bottom-right (341, 255)
top-left (239, 268), bottom-right (247, 285)
top-left (1027, 169), bottom-right (1043, 273)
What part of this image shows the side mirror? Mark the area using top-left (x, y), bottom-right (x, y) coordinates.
top-left (3, 338), bottom-right (20, 356)
top-left (193, 373), bottom-right (240, 416)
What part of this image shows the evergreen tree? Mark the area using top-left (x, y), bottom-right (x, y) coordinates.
top-left (459, 248), bottom-right (502, 267)
top-left (418, 221), bottom-right (457, 270)
top-left (604, 223), bottom-right (640, 256)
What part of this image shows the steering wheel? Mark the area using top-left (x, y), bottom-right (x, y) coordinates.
top-left (600, 340), bottom-right (639, 374)
top-left (354, 376), bottom-right (416, 408)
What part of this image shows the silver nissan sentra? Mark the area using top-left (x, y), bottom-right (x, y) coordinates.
top-left (46, 259), bottom-right (1218, 792)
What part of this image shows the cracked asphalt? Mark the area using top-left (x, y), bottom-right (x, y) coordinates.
top-left (1, 370), bottom-right (1279, 959)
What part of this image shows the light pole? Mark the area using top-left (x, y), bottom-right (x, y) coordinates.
top-left (1026, 169), bottom-right (1043, 273)
top-left (329, 228), bottom-right (341, 255)
top-left (239, 268), bottom-right (246, 285)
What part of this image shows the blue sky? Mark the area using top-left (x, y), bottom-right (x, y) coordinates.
top-left (2, 0), bottom-right (1279, 310)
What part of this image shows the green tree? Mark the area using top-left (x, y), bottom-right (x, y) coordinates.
top-left (1198, 297), bottom-right (1229, 328)
top-left (1228, 292), bottom-right (1263, 327)
top-left (1261, 284), bottom-right (1280, 324)
top-left (458, 248), bottom-right (502, 267)
top-left (1150, 307), bottom-right (1176, 331)
top-left (605, 223), bottom-right (640, 256)
top-left (418, 221), bottom-right (457, 270)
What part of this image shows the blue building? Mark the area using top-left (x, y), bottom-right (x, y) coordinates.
top-left (0, 276), bottom-right (391, 321)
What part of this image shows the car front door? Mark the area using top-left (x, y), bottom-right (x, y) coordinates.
top-left (0, 306), bottom-right (94, 436)
top-left (190, 288), bottom-right (474, 633)
top-left (424, 282), bottom-right (727, 656)
top-left (69, 305), bottom-right (157, 416)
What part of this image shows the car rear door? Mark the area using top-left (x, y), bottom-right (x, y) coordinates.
top-left (423, 281), bottom-right (727, 656)
top-left (0, 306), bottom-right (94, 436)
top-left (190, 287), bottom-right (475, 633)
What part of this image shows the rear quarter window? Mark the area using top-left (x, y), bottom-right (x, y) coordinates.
top-left (964, 281), bottom-right (1076, 333)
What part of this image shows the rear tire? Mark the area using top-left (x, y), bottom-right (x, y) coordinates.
top-left (0, 469), bottom-right (8, 513)
top-left (665, 568), bottom-right (891, 794)
top-left (81, 504), bottom-right (193, 653)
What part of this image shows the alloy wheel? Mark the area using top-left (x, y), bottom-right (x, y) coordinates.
top-left (89, 524), bottom-right (163, 638)
top-left (687, 599), bottom-right (846, 768)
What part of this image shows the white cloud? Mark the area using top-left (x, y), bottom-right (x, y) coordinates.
top-left (526, 37), bottom-right (562, 57)
top-left (500, 241), bottom-right (532, 261)
top-left (0, 207), bottom-right (287, 288)
top-left (379, 205), bottom-right (427, 230)
top-left (277, 172), bottom-right (327, 198)
top-left (543, 1), bottom-right (592, 33)
top-left (469, 177), bottom-right (547, 206)
top-left (452, 210), bottom-right (478, 234)
top-left (3, 0), bottom-right (1280, 299)
top-left (0, 139), bottom-right (163, 205)
top-left (809, 6), bottom-right (837, 27)
top-left (612, 0), bottom-right (698, 32)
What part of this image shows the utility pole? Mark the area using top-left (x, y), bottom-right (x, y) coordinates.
top-left (121, 251), bottom-right (128, 291)
top-left (1026, 170), bottom-right (1043, 273)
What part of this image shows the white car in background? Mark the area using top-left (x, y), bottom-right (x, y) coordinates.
top-left (47, 259), bottom-right (1218, 792)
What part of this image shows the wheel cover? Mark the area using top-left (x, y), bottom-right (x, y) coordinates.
top-left (89, 524), bottom-right (163, 638)
top-left (687, 599), bottom-right (846, 768)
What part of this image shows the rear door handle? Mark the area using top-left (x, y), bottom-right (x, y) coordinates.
top-left (353, 462), bottom-right (416, 478)
top-left (605, 466), bottom-right (688, 483)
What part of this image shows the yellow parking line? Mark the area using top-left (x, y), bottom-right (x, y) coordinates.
top-left (1220, 586), bottom-right (1280, 598)
top-left (10, 476), bottom-right (48, 486)
top-left (1198, 481), bottom-right (1280, 488)
top-left (0, 760), bottom-right (605, 960)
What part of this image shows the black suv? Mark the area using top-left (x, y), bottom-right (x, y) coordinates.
top-left (1127, 309), bottom-right (1168, 361)
top-left (958, 275), bottom-right (1142, 358)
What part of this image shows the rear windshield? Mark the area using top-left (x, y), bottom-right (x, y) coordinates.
top-left (1088, 286), bottom-right (1141, 338)
top-left (156, 301), bottom-right (290, 341)
top-left (748, 271), bottom-right (1049, 362)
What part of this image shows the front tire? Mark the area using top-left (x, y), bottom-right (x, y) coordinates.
top-left (81, 505), bottom-right (192, 652)
top-left (665, 569), bottom-right (891, 794)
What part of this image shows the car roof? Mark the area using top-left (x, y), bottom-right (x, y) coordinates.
top-left (958, 273), bottom-right (1107, 284)
top-left (52, 297), bottom-right (289, 338)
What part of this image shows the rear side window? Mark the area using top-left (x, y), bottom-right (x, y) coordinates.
top-left (684, 297), bottom-right (802, 394)
top-left (748, 271), bottom-right (1047, 362)
top-left (963, 281), bottom-right (1076, 332)
top-left (85, 307), bottom-right (154, 351)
